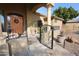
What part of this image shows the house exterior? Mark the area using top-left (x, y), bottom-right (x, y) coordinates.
top-left (0, 3), bottom-right (54, 37)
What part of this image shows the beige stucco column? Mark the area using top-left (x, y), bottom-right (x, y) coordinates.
top-left (47, 3), bottom-right (53, 31)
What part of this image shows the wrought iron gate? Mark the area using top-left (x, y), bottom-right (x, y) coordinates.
top-left (39, 25), bottom-right (54, 49)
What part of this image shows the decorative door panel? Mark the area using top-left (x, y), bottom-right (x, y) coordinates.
top-left (10, 15), bottom-right (24, 34)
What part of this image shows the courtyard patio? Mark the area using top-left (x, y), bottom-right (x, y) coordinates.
top-left (0, 33), bottom-right (75, 56)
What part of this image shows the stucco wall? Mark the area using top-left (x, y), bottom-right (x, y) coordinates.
top-left (64, 23), bottom-right (79, 33)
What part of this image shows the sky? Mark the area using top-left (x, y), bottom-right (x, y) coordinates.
top-left (36, 3), bottom-right (79, 16)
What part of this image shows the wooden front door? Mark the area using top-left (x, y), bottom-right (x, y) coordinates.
top-left (10, 15), bottom-right (24, 34)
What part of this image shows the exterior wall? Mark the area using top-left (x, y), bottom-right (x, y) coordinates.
top-left (26, 7), bottom-right (41, 36)
top-left (64, 23), bottom-right (79, 33)
top-left (52, 18), bottom-right (63, 38)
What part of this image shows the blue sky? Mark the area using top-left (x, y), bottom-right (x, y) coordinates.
top-left (36, 3), bottom-right (79, 16)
